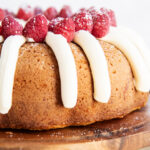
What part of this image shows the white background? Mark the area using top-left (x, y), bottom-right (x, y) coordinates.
top-left (0, 0), bottom-right (150, 47)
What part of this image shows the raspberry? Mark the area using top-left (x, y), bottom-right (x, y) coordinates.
top-left (100, 7), bottom-right (117, 27)
top-left (23, 14), bottom-right (48, 42)
top-left (16, 5), bottom-right (33, 21)
top-left (44, 7), bottom-right (57, 20)
top-left (72, 11), bottom-right (93, 32)
top-left (0, 8), bottom-right (5, 20)
top-left (1, 16), bottom-right (23, 39)
top-left (34, 7), bottom-right (43, 15)
top-left (4, 9), bottom-right (15, 17)
top-left (59, 5), bottom-right (72, 18)
top-left (87, 7), bottom-right (100, 18)
top-left (92, 13), bottom-right (110, 38)
top-left (50, 18), bottom-right (75, 42)
top-left (48, 17), bottom-right (63, 31)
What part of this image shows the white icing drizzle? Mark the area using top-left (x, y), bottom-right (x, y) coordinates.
top-left (74, 30), bottom-right (111, 103)
top-left (113, 26), bottom-right (150, 72)
top-left (0, 35), bottom-right (26, 114)
top-left (45, 32), bottom-right (78, 108)
top-left (26, 38), bottom-right (35, 42)
top-left (102, 29), bottom-right (150, 92)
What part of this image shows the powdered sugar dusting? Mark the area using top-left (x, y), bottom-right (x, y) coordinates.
top-left (1, 16), bottom-right (23, 39)
top-left (23, 15), bottom-right (48, 42)
top-left (0, 6), bottom-right (117, 42)
top-left (48, 17), bottom-right (64, 31)
top-left (73, 11), bottom-right (93, 32)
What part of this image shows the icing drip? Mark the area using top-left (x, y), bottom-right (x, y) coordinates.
top-left (0, 35), bottom-right (26, 114)
top-left (102, 29), bottom-right (150, 92)
top-left (74, 30), bottom-right (111, 103)
top-left (45, 32), bottom-right (78, 108)
top-left (112, 26), bottom-right (150, 72)
top-left (26, 38), bottom-right (35, 42)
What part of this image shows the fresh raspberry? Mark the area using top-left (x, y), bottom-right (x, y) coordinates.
top-left (16, 5), bottom-right (33, 21)
top-left (59, 5), bottom-right (73, 18)
top-left (50, 18), bottom-right (75, 42)
top-left (72, 11), bottom-right (93, 32)
top-left (48, 17), bottom-right (63, 31)
top-left (87, 7), bottom-right (100, 18)
top-left (92, 13), bottom-right (110, 38)
top-left (0, 8), bottom-right (5, 20)
top-left (100, 7), bottom-right (117, 27)
top-left (34, 7), bottom-right (43, 15)
top-left (1, 16), bottom-right (23, 39)
top-left (44, 7), bottom-right (57, 20)
top-left (4, 9), bottom-right (15, 17)
top-left (23, 14), bottom-right (48, 42)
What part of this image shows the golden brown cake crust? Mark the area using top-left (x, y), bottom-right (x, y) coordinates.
top-left (0, 41), bottom-right (148, 130)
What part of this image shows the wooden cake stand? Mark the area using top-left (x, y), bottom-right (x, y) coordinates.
top-left (0, 99), bottom-right (150, 150)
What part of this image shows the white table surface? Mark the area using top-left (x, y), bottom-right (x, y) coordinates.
top-left (0, 0), bottom-right (150, 47)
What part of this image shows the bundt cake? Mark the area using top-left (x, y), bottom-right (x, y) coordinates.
top-left (0, 5), bottom-right (149, 130)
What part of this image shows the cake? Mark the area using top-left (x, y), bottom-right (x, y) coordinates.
top-left (0, 5), bottom-right (149, 130)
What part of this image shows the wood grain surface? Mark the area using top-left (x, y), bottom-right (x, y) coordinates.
top-left (0, 98), bottom-right (150, 150)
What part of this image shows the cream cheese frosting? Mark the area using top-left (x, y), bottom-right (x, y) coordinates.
top-left (0, 35), bottom-right (26, 114)
top-left (45, 32), bottom-right (78, 108)
top-left (102, 28), bottom-right (150, 92)
top-left (113, 26), bottom-right (150, 72)
top-left (74, 30), bottom-right (111, 103)
top-left (26, 38), bottom-right (35, 42)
